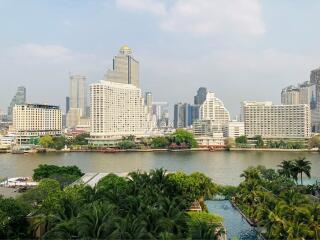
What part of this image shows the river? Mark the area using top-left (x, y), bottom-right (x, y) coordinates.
top-left (0, 151), bottom-right (319, 185)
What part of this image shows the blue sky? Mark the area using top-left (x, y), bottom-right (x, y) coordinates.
top-left (0, 0), bottom-right (320, 117)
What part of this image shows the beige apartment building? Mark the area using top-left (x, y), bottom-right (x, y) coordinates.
top-left (241, 101), bottom-right (311, 139)
top-left (89, 80), bottom-right (155, 145)
top-left (13, 104), bottom-right (62, 143)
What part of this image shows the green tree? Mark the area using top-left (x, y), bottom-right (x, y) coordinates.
top-left (73, 133), bottom-right (90, 145)
top-left (40, 135), bottom-right (54, 148)
top-left (117, 140), bottom-right (136, 149)
top-left (151, 136), bottom-right (169, 149)
top-left (253, 135), bottom-right (264, 148)
top-left (52, 136), bottom-right (66, 150)
top-left (224, 137), bottom-right (235, 149)
top-left (294, 157), bottom-right (311, 185)
top-left (169, 129), bottom-right (198, 148)
top-left (309, 135), bottom-right (320, 149)
top-left (33, 164), bottom-right (83, 182)
top-left (235, 135), bottom-right (247, 145)
top-left (0, 196), bottom-right (30, 239)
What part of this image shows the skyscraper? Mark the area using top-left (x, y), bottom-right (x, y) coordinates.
top-left (173, 103), bottom-right (196, 128)
top-left (199, 92), bottom-right (230, 124)
top-left (145, 92), bottom-right (153, 114)
top-left (7, 86), bottom-right (26, 121)
top-left (310, 67), bottom-right (320, 132)
top-left (194, 87), bottom-right (208, 105)
top-left (152, 102), bottom-right (169, 128)
top-left (90, 46), bottom-right (155, 145)
top-left (105, 45), bottom-right (139, 87)
top-left (69, 75), bottom-right (87, 117)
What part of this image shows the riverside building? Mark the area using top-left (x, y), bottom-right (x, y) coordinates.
top-left (241, 101), bottom-right (311, 139)
top-left (12, 104), bottom-right (62, 143)
top-left (89, 46), bottom-right (155, 145)
top-left (7, 86), bottom-right (26, 121)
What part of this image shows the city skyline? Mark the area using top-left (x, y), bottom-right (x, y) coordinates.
top-left (1, 1), bottom-right (320, 116)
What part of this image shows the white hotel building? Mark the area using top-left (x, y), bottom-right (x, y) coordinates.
top-left (241, 101), bottom-right (311, 139)
top-left (13, 104), bottom-right (62, 143)
top-left (89, 46), bottom-right (155, 145)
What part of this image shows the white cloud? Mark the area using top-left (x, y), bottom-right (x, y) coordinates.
top-left (116, 0), bottom-right (265, 36)
top-left (116, 0), bottom-right (166, 16)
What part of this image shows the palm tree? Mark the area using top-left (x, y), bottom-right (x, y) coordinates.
top-left (76, 202), bottom-right (118, 239)
top-left (240, 167), bottom-right (261, 181)
top-left (277, 160), bottom-right (298, 182)
top-left (115, 216), bottom-right (150, 239)
top-left (190, 220), bottom-right (224, 240)
top-left (294, 157), bottom-right (311, 185)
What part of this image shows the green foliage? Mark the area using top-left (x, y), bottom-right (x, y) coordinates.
top-left (278, 157), bottom-right (311, 185)
top-left (151, 136), bottom-right (170, 149)
top-left (217, 185), bottom-right (238, 200)
top-left (0, 196), bottom-right (30, 239)
top-left (309, 134), bottom-right (320, 149)
top-left (169, 129), bottom-right (198, 149)
top-left (32, 164), bottom-right (84, 187)
top-left (266, 139), bottom-right (306, 149)
top-left (235, 163), bottom-right (318, 239)
top-left (117, 140), bottom-right (136, 149)
top-left (253, 135), bottom-right (264, 148)
top-left (16, 168), bottom-right (224, 239)
top-left (235, 135), bottom-right (247, 145)
top-left (52, 136), bottom-right (66, 150)
top-left (224, 137), bottom-right (235, 149)
top-left (73, 133), bottom-right (90, 145)
top-left (39, 135), bottom-right (54, 148)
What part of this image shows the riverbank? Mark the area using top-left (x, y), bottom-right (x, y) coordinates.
top-left (229, 147), bottom-right (319, 152)
top-left (3, 146), bottom-right (319, 154)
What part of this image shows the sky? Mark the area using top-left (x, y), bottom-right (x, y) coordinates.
top-left (0, 0), bottom-right (320, 117)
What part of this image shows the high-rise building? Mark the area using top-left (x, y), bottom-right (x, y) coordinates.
top-left (194, 87), bottom-right (208, 105)
top-left (199, 92), bottom-right (230, 124)
top-left (90, 81), bottom-right (154, 144)
top-left (310, 67), bottom-right (320, 132)
top-left (145, 92), bottom-right (153, 114)
top-left (7, 86), bottom-right (26, 121)
top-left (66, 97), bottom-right (70, 114)
top-left (173, 103), bottom-right (196, 128)
top-left (281, 86), bottom-right (300, 105)
top-left (241, 101), bottom-right (311, 139)
top-left (69, 75), bottom-right (87, 117)
top-left (90, 46), bottom-right (155, 145)
top-left (66, 108), bottom-right (83, 129)
top-left (105, 45), bottom-right (139, 87)
top-left (13, 104), bottom-right (62, 143)
top-left (152, 102), bottom-right (169, 128)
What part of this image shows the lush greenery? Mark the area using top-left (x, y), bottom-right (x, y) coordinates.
top-left (0, 196), bottom-right (30, 239)
top-left (309, 134), bottom-right (320, 149)
top-left (33, 164), bottom-right (84, 188)
top-left (168, 129), bottom-right (198, 149)
top-left (232, 161), bottom-right (319, 239)
top-left (278, 157), bottom-right (311, 185)
top-left (1, 168), bottom-right (224, 239)
top-left (265, 139), bottom-right (306, 149)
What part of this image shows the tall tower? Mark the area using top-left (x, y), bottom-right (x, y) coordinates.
top-left (194, 87), bottom-right (208, 105)
top-left (7, 86), bottom-right (26, 121)
top-left (310, 67), bottom-right (320, 132)
top-left (106, 45), bottom-right (140, 87)
top-left (69, 75), bottom-right (87, 117)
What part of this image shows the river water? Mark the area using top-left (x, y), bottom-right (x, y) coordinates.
top-left (0, 151), bottom-right (319, 185)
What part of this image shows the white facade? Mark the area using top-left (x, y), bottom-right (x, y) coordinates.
top-left (200, 92), bottom-right (230, 124)
top-left (223, 121), bottom-right (245, 138)
top-left (281, 86), bottom-right (300, 105)
top-left (241, 101), bottom-right (311, 139)
top-left (13, 104), bottom-right (62, 142)
top-left (90, 81), bottom-right (155, 144)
